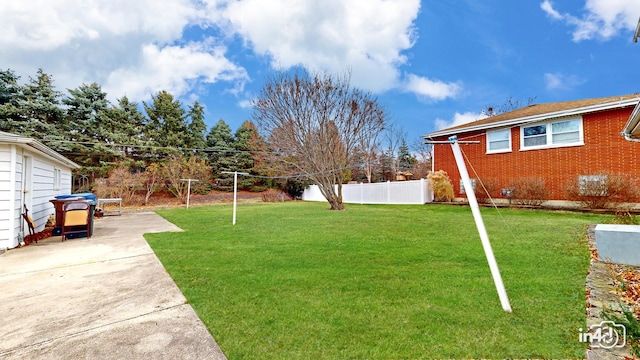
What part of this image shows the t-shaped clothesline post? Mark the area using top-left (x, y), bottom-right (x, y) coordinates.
top-left (180, 178), bottom-right (199, 209)
top-left (448, 135), bottom-right (512, 312)
top-left (222, 171), bottom-right (250, 225)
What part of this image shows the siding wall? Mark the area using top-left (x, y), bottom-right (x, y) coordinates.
top-left (0, 144), bottom-right (74, 249)
top-left (432, 108), bottom-right (640, 201)
top-left (0, 144), bottom-right (16, 247)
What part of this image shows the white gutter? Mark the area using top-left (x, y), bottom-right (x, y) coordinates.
top-left (622, 101), bottom-right (640, 142)
top-left (424, 97), bottom-right (640, 139)
top-left (0, 132), bottom-right (81, 169)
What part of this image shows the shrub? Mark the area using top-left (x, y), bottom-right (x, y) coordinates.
top-left (284, 180), bottom-right (311, 199)
top-left (94, 164), bottom-right (143, 205)
top-left (608, 211), bottom-right (640, 225)
top-left (474, 178), bottom-right (499, 204)
top-left (427, 170), bottom-right (454, 202)
top-left (261, 189), bottom-right (292, 202)
top-left (565, 174), bottom-right (640, 209)
top-left (509, 177), bottom-right (548, 207)
top-left (602, 304), bottom-right (640, 357)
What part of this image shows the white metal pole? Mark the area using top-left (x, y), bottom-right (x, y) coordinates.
top-left (181, 179), bottom-right (198, 209)
top-left (449, 136), bottom-right (512, 313)
top-left (186, 179), bottom-right (192, 209)
top-left (232, 171), bottom-right (238, 225)
top-left (222, 171), bottom-right (248, 225)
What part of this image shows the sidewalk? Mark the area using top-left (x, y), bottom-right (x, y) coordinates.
top-left (0, 212), bottom-right (227, 360)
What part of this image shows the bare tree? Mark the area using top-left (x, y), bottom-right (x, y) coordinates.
top-left (163, 155), bottom-right (211, 203)
top-left (410, 137), bottom-right (432, 179)
top-left (142, 163), bottom-right (163, 205)
top-left (252, 70), bottom-right (388, 210)
top-left (379, 123), bottom-right (406, 181)
top-left (482, 95), bottom-right (537, 116)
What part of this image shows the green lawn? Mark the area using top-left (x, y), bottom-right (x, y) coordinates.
top-left (145, 202), bottom-right (607, 359)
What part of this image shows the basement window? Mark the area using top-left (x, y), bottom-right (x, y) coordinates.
top-left (459, 178), bottom-right (476, 195)
top-left (579, 175), bottom-right (607, 196)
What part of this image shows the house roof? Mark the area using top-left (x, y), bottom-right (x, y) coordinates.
top-left (423, 94), bottom-right (640, 140)
top-left (0, 131), bottom-right (81, 169)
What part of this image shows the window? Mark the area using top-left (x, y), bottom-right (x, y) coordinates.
top-left (487, 128), bottom-right (511, 153)
top-left (579, 175), bottom-right (607, 196)
top-left (521, 117), bottom-right (583, 150)
top-left (459, 178), bottom-right (476, 194)
top-left (53, 168), bottom-right (62, 190)
top-left (523, 125), bottom-right (547, 147)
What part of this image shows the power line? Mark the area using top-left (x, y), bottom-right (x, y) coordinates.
top-left (39, 138), bottom-right (270, 154)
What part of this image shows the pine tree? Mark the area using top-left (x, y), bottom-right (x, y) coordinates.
top-left (186, 101), bottom-right (207, 150)
top-left (62, 82), bottom-right (113, 172)
top-left (0, 69), bottom-right (23, 133)
top-left (19, 69), bottom-right (65, 147)
top-left (143, 90), bottom-right (187, 152)
top-left (233, 120), bottom-right (259, 189)
top-left (397, 139), bottom-right (417, 172)
top-left (102, 96), bottom-right (149, 162)
top-left (206, 119), bottom-right (236, 189)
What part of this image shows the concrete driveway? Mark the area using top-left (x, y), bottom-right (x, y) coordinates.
top-left (0, 212), bottom-right (226, 360)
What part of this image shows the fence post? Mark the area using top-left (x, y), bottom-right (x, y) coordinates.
top-left (420, 178), bottom-right (425, 204)
top-left (387, 181), bottom-right (391, 204)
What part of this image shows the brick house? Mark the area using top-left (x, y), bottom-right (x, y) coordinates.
top-left (423, 94), bottom-right (640, 204)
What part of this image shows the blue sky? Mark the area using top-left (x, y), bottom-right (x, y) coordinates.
top-left (1, 0), bottom-right (639, 146)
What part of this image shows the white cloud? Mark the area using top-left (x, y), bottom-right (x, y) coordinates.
top-left (238, 99), bottom-right (253, 109)
top-left (0, 0), bottom-right (246, 104)
top-left (403, 74), bottom-right (462, 101)
top-left (0, 0), bottom-right (195, 51)
top-left (435, 112), bottom-right (488, 131)
top-left (211, 0), bottom-right (422, 92)
top-left (544, 72), bottom-right (586, 90)
top-left (540, 0), bottom-right (640, 42)
top-left (105, 42), bottom-right (248, 102)
top-left (540, 0), bottom-right (562, 20)
top-left (0, 0), bottom-right (454, 110)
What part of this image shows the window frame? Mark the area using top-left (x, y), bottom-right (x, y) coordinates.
top-left (53, 167), bottom-right (62, 190)
top-left (520, 117), bottom-right (584, 151)
top-left (578, 175), bottom-right (607, 196)
top-left (486, 128), bottom-right (512, 154)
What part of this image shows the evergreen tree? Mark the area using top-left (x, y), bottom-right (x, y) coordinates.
top-left (206, 119), bottom-right (235, 189)
top-left (143, 90), bottom-right (188, 152)
top-left (102, 96), bottom-right (149, 162)
top-left (397, 139), bottom-right (417, 172)
top-left (186, 101), bottom-right (207, 150)
top-left (19, 69), bottom-right (65, 147)
top-left (62, 82), bottom-right (113, 172)
top-left (0, 69), bottom-right (23, 133)
top-left (233, 120), bottom-right (259, 189)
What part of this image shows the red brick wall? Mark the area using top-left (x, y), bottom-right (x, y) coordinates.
top-left (431, 108), bottom-right (640, 200)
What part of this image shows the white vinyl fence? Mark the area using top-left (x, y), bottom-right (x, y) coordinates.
top-left (301, 179), bottom-right (433, 205)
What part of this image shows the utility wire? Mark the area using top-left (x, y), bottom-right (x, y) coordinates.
top-left (459, 146), bottom-right (520, 244)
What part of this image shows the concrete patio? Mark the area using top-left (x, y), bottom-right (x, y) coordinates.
top-left (0, 212), bottom-right (226, 359)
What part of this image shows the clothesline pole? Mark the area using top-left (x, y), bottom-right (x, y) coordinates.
top-left (221, 171), bottom-right (249, 225)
